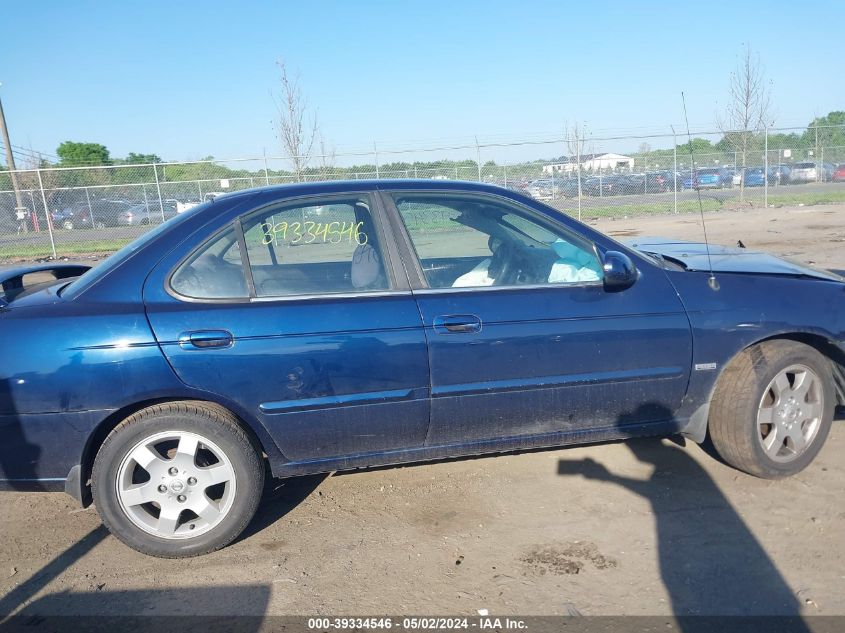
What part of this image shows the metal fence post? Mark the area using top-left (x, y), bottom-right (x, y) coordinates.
top-left (763, 128), bottom-right (769, 208)
top-left (152, 163), bottom-right (165, 222)
top-left (374, 143), bottom-right (380, 179)
top-left (576, 150), bottom-right (582, 222)
top-left (263, 149), bottom-right (270, 186)
top-left (475, 137), bottom-right (482, 182)
top-left (671, 127), bottom-right (678, 214)
top-left (36, 169), bottom-right (57, 260)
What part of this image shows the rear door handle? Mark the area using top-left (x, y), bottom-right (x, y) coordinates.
top-left (178, 330), bottom-right (234, 350)
top-left (432, 315), bottom-right (482, 335)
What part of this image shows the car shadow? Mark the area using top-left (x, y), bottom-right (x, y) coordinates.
top-left (3, 585), bottom-right (271, 630)
top-left (235, 472), bottom-right (328, 543)
top-left (0, 526), bottom-right (110, 618)
top-left (557, 404), bottom-right (810, 624)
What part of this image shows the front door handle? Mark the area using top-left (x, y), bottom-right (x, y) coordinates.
top-left (432, 315), bottom-right (482, 335)
top-left (178, 330), bottom-right (234, 350)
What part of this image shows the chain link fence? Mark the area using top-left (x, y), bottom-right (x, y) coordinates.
top-left (1, 125), bottom-right (843, 263)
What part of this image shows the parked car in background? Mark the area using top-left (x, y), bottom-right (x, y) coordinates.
top-left (584, 174), bottom-right (630, 196)
top-left (790, 162), bottom-right (834, 183)
top-left (742, 167), bottom-right (775, 187)
top-left (116, 201), bottom-right (179, 227)
top-left (772, 164), bottom-right (792, 186)
top-left (833, 164), bottom-right (845, 182)
top-left (87, 199), bottom-right (136, 228)
top-left (1, 180), bottom-right (843, 558)
top-left (51, 202), bottom-right (93, 230)
top-left (624, 172), bottom-right (670, 194)
top-left (719, 168), bottom-right (736, 188)
top-left (558, 178), bottom-right (581, 198)
top-left (527, 179), bottom-right (560, 200)
top-left (690, 168), bottom-right (727, 189)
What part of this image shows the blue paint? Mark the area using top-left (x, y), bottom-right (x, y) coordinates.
top-left (0, 180), bottom-right (843, 498)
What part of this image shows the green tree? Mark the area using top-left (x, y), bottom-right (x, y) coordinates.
top-left (124, 152), bottom-right (162, 164)
top-left (56, 141), bottom-right (111, 166)
top-left (802, 111), bottom-right (845, 162)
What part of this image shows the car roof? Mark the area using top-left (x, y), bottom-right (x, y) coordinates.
top-left (215, 179), bottom-right (522, 204)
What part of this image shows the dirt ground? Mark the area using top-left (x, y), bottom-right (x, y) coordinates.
top-left (1, 203), bottom-right (844, 618)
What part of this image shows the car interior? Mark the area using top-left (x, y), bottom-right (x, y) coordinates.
top-left (394, 197), bottom-right (603, 289)
top-left (170, 201), bottom-right (389, 299)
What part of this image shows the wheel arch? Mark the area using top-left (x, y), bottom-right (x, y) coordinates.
top-left (71, 396), bottom-right (278, 508)
top-left (685, 331), bottom-right (845, 444)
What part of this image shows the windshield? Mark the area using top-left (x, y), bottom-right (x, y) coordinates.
top-left (62, 202), bottom-right (210, 299)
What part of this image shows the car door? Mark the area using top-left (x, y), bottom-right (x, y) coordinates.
top-left (383, 189), bottom-right (692, 446)
top-left (143, 191), bottom-right (431, 462)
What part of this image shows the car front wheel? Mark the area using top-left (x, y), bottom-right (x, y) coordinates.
top-left (708, 340), bottom-right (835, 478)
top-left (92, 401), bottom-right (264, 557)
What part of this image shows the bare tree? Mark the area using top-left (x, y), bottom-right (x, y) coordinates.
top-left (564, 121), bottom-right (588, 202)
top-left (272, 60), bottom-right (318, 181)
top-left (717, 45), bottom-right (774, 201)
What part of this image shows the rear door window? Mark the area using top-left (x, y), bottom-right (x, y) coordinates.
top-left (240, 195), bottom-right (390, 297)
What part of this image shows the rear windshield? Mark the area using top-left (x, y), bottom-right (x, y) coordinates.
top-left (697, 169), bottom-right (719, 175)
top-left (62, 202), bottom-right (210, 299)
top-left (793, 162), bottom-right (815, 168)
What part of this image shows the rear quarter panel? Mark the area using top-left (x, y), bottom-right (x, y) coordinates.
top-left (0, 300), bottom-right (185, 481)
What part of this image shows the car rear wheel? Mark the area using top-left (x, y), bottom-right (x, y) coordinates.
top-left (92, 401), bottom-right (264, 557)
top-left (708, 340), bottom-right (835, 478)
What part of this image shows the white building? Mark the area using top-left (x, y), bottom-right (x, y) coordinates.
top-left (542, 153), bottom-right (634, 174)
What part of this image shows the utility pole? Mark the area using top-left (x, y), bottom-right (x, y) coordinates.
top-left (0, 86), bottom-right (25, 215)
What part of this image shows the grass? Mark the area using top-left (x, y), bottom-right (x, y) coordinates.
top-left (550, 198), bottom-right (724, 219)
top-left (0, 239), bottom-right (128, 260)
top-left (765, 190), bottom-right (845, 207)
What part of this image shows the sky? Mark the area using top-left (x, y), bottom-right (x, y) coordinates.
top-left (1, 0), bottom-right (843, 166)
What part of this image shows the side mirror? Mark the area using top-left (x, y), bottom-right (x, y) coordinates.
top-left (602, 251), bottom-right (638, 291)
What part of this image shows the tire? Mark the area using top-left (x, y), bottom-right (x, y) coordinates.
top-left (708, 340), bottom-right (835, 479)
top-left (92, 401), bottom-right (264, 557)
top-left (94, 220), bottom-right (106, 229)
top-left (62, 220), bottom-right (74, 230)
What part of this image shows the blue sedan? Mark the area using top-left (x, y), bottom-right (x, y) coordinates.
top-left (1, 180), bottom-right (843, 557)
top-left (743, 167), bottom-right (775, 187)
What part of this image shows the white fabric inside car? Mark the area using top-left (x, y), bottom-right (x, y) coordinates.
top-left (452, 258), bottom-right (495, 287)
top-left (548, 239), bottom-right (601, 283)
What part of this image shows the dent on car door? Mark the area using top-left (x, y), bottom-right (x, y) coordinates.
top-left (143, 193), bottom-right (431, 462)
top-left (385, 191), bottom-right (693, 446)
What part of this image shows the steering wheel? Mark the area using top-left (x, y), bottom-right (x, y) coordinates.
top-left (490, 240), bottom-right (518, 285)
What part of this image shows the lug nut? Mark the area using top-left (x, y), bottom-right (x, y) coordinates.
top-left (187, 477), bottom-right (197, 486)
top-left (177, 494), bottom-right (186, 502)
top-left (168, 467), bottom-right (178, 475)
top-left (158, 484), bottom-right (167, 493)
